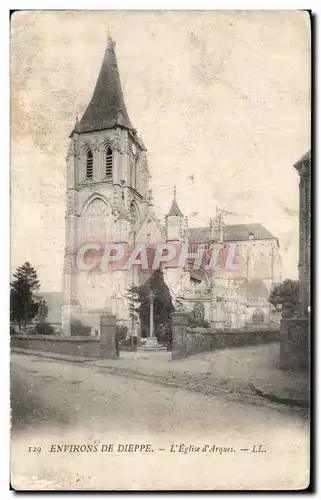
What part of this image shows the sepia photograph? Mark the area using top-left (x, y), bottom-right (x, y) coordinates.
top-left (10, 10), bottom-right (311, 490)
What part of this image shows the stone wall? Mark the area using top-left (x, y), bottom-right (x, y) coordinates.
top-left (279, 317), bottom-right (310, 372)
top-left (11, 314), bottom-right (118, 360)
top-left (172, 312), bottom-right (280, 359)
top-left (11, 335), bottom-right (101, 358)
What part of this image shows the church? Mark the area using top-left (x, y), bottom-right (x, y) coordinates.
top-left (61, 37), bottom-right (282, 337)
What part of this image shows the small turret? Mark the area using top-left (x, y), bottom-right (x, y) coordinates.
top-left (167, 186), bottom-right (183, 217)
top-left (165, 186), bottom-right (184, 241)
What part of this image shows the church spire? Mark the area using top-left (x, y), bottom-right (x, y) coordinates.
top-left (167, 185), bottom-right (183, 217)
top-left (75, 36), bottom-right (134, 134)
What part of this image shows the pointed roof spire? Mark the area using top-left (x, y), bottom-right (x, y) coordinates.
top-left (73, 114), bottom-right (81, 134)
top-left (76, 36), bottom-right (134, 134)
top-left (167, 185), bottom-right (183, 217)
top-left (147, 188), bottom-right (153, 206)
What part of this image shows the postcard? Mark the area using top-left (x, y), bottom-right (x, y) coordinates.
top-left (10, 10), bottom-right (311, 490)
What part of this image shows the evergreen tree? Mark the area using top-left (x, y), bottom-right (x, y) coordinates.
top-left (126, 283), bottom-right (140, 327)
top-left (10, 262), bottom-right (42, 331)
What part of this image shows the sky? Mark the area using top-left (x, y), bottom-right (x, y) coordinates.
top-left (11, 10), bottom-right (311, 292)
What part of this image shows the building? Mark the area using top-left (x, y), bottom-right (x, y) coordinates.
top-left (61, 38), bottom-right (282, 336)
top-left (279, 151), bottom-right (311, 372)
top-left (159, 190), bottom-right (282, 330)
top-left (294, 151), bottom-right (311, 315)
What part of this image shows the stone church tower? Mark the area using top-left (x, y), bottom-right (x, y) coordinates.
top-left (62, 37), bottom-right (150, 336)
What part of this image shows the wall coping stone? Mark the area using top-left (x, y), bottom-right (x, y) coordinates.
top-left (11, 335), bottom-right (100, 343)
top-left (185, 329), bottom-right (280, 336)
top-left (281, 318), bottom-right (310, 326)
top-left (171, 312), bottom-right (189, 325)
top-left (100, 315), bottom-right (117, 327)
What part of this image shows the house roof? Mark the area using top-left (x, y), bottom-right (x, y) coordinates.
top-left (293, 150), bottom-right (311, 168)
top-left (74, 37), bottom-right (134, 135)
top-left (188, 223), bottom-right (276, 243)
top-left (223, 223), bottom-right (276, 242)
top-left (188, 227), bottom-right (210, 242)
top-left (293, 150), bottom-right (311, 174)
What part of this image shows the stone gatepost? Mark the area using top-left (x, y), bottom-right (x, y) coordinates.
top-left (279, 317), bottom-right (310, 372)
top-left (100, 314), bottom-right (118, 359)
top-left (171, 312), bottom-right (189, 360)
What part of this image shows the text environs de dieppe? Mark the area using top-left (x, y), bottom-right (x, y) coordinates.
top-left (49, 443), bottom-right (237, 455)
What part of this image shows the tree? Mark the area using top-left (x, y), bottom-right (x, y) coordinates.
top-left (136, 270), bottom-right (174, 339)
top-left (10, 262), bottom-right (42, 331)
top-left (32, 320), bottom-right (55, 335)
top-left (126, 284), bottom-right (140, 329)
top-left (268, 279), bottom-right (299, 317)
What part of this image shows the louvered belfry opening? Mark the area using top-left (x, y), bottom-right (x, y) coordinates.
top-left (105, 147), bottom-right (113, 178)
top-left (86, 150), bottom-right (93, 179)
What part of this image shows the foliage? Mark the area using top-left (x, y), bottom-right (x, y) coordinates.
top-left (126, 284), bottom-right (140, 325)
top-left (70, 318), bottom-right (92, 336)
top-left (10, 262), bottom-right (43, 331)
top-left (32, 320), bottom-right (56, 335)
top-left (188, 316), bottom-right (211, 328)
top-left (187, 301), bottom-right (210, 328)
top-left (155, 323), bottom-right (172, 344)
top-left (268, 279), bottom-right (299, 316)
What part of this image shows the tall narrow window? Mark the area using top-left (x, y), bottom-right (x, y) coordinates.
top-left (105, 147), bottom-right (113, 178)
top-left (86, 150), bottom-right (93, 179)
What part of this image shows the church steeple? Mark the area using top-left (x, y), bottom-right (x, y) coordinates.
top-left (75, 36), bottom-right (134, 134)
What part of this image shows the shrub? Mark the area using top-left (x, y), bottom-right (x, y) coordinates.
top-left (156, 325), bottom-right (172, 345)
top-left (188, 316), bottom-right (210, 329)
top-left (269, 279), bottom-right (299, 314)
top-left (32, 320), bottom-right (55, 335)
top-left (70, 318), bottom-right (91, 336)
top-left (120, 336), bottom-right (134, 346)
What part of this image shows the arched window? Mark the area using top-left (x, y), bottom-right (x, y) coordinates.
top-left (105, 147), bottom-right (113, 178)
top-left (83, 198), bottom-right (111, 242)
top-left (86, 150), bottom-right (93, 179)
